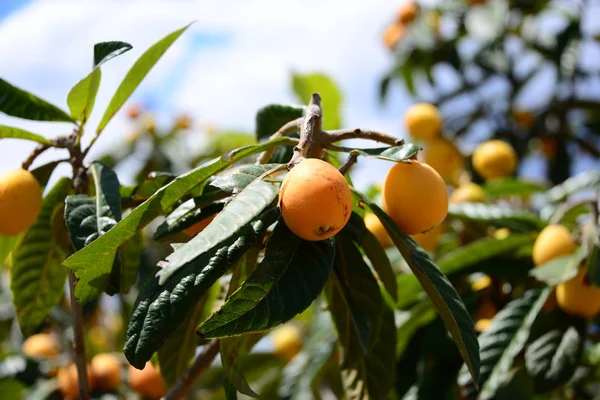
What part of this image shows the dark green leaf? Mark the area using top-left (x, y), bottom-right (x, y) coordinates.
top-left (0, 125), bottom-right (51, 145)
top-left (67, 68), bottom-right (101, 122)
top-left (220, 245), bottom-right (262, 397)
top-left (10, 178), bottom-right (71, 336)
top-left (198, 221), bottom-right (335, 338)
top-left (0, 78), bottom-right (73, 122)
top-left (355, 191), bottom-right (480, 385)
top-left (543, 170), bottom-right (600, 203)
top-left (120, 231), bottom-right (143, 293)
top-left (158, 168), bottom-right (282, 284)
top-left (120, 172), bottom-right (176, 201)
top-left (94, 41), bottom-right (133, 68)
top-left (255, 104), bottom-right (303, 140)
top-left (0, 378), bottom-right (26, 399)
top-left (124, 209), bottom-right (277, 369)
top-left (346, 144), bottom-right (420, 163)
top-left (153, 199), bottom-right (225, 241)
top-left (158, 280), bottom-right (220, 387)
top-left (525, 327), bottom-right (582, 392)
top-left (63, 137), bottom-right (294, 288)
top-left (223, 377), bottom-right (238, 400)
top-left (291, 73), bottom-right (342, 130)
top-left (278, 308), bottom-right (337, 400)
top-left (209, 164), bottom-right (282, 195)
top-left (396, 300), bottom-right (436, 356)
top-left (458, 289), bottom-right (551, 399)
top-left (483, 179), bottom-right (547, 198)
top-left (30, 161), bottom-right (62, 189)
top-left (587, 216), bottom-right (600, 286)
top-left (96, 24), bottom-right (191, 134)
top-left (448, 203), bottom-right (546, 231)
top-left (64, 162), bottom-right (122, 304)
top-left (529, 248), bottom-right (587, 286)
top-left (401, 63), bottom-right (416, 95)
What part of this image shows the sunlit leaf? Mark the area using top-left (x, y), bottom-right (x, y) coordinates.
top-left (292, 73), bottom-right (342, 130)
top-left (0, 78), bottom-right (73, 122)
top-left (0, 125), bottom-right (51, 145)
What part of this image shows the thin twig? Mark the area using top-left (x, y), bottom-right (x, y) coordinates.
top-left (68, 272), bottom-right (90, 399)
top-left (163, 340), bottom-right (220, 400)
top-left (21, 144), bottom-right (50, 170)
top-left (324, 128), bottom-right (403, 146)
top-left (256, 117), bottom-right (303, 164)
top-left (288, 93), bottom-right (324, 168)
top-left (338, 152), bottom-right (359, 175)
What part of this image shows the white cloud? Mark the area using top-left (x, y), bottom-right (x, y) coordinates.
top-left (0, 0), bottom-right (412, 190)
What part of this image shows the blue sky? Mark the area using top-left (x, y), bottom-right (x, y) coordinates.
top-left (0, 0), bottom-right (414, 189)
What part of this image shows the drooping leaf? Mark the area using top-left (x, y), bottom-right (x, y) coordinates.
top-left (198, 221), bottom-right (335, 338)
top-left (395, 300), bottom-right (437, 356)
top-left (223, 377), bottom-right (238, 400)
top-left (93, 41), bottom-right (133, 68)
top-left (529, 248), bottom-right (587, 286)
top-left (482, 179), bottom-right (546, 198)
top-left (63, 137), bottom-right (294, 288)
top-left (158, 280), bottom-right (220, 387)
top-left (96, 24), bottom-right (191, 134)
top-left (120, 231), bottom-right (144, 293)
top-left (220, 245), bottom-right (262, 397)
top-left (67, 68), bottom-right (101, 123)
top-left (344, 144), bottom-right (420, 163)
top-left (124, 209), bottom-right (278, 369)
top-left (278, 307), bottom-right (337, 400)
top-left (458, 288), bottom-right (551, 399)
top-left (10, 178), bottom-right (71, 336)
top-left (334, 232), bottom-right (384, 352)
top-left (448, 203), bottom-right (546, 231)
top-left (255, 104), bottom-right (303, 140)
top-left (327, 269), bottom-right (396, 400)
top-left (525, 327), bottom-right (582, 392)
top-left (0, 125), bottom-right (51, 145)
top-left (158, 168), bottom-right (283, 284)
top-left (291, 73), bottom-right (342, 130)
top-left (355, 192), bottom-right (480, 385)
top-left (0, 78), bottom-right (74, 122)
top-left (543, 170), bottom-right (600, 203)
top-left (64, 162), bottom-right (122, 304)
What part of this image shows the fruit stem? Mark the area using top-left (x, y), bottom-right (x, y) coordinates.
top-left (21, 144), bottom-right (50, 170)
top-left (162, 339), bottom-right (220, 400)
top-left (324, 128), bottom-right (403, 146)
top-left (288, 93), bottom-right (324, 169)
top-left (338, 152), bottom-right (359, 175)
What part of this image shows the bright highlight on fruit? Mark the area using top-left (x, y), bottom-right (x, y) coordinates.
top-left (91, 353), bottom-right (122, 392)
top-left (556, 268), bottom-right (600, 318)
top-left (279, 158), bottom-right (352, 241)
top-left (449, 182), bottom-right (486, 204)
top-left (364, 212), bottom-right (392, 248)
top-left (22, 333), bottom-right (59, 359)
top-left (272, 324), bottom-right (303, 361)
top-left (532, 224), bottom-right (577, 267)
top-left (472, 140), bottom-right (517, 180)
top-left (382, 161), bottom-right (448, 235)
top-left (128, 362), bottom-right (167, 399)
top-left (0, 169), bottom-right (42, 236)
top-left (422, 138), bottom-right (464, 183)
top-left (404, 103), bottom-right (442, 142)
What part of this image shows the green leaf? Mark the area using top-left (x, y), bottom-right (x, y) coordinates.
top-left (64, 162), bottom-right (122, 304)
top-left (0, 234), bottom-right (23, 266)
top-left (30, 161), bottom-right (62, 189)
top-left (158, 167), bottom-right (283, 284)
top-left (334, 232), bottom-right (384, 351)
top-left (96, 23), bottom-right (191, 134)
top-left (328, 273), bottom-right (396, 400)
top-left (209, 163), bottom-right (283, 195)
top-left (255, 104), bottom-right (303, 140)
top-left (67, 68), bottom-right (101, 123)
top-left (124, 209), bottom-right (277, 369)
top-left (0, 378), bottom-right (26, 399)
top-left (448, 203), bottom-right (546, 231)
top-left (120, 172), bottom-right (176, 201)
top-left (291, 73), bottom-right (342, 130)
top-left (529, 248), bottom-right (587, 286)
top-left (396, 300), bottom-right (437, 356)
top-left (436, 234), bottom-right (536, 276)
top-left (158, 280), bottom-right (220, 387)
top-left (278, 308), bottom-right (337, 400)
top-left (198, 221), bottom-right (335, 338)
top-left (220, 245), bottom-right (262, 397)
top-left (482, 179), bottom-right (547, 198)
top-left (345, 144), bottom-right (420, 163)
top-left (63, 137), bottom-right (294, 288)
top-left (223, 377), bottom-right (238, 400)
top-left (0, 125), bottom-right (51, 145)
top-left (0, 78), bottom-right (74, 122)
top-left (120, 231), bottom-right (143, 293)
top-left (153, 199), bottom-right (224, 241)
top-left (94, 41), bottom-right (132, 68)
top-left (458, 288), bottom-right (551, 399)
top-left (587, 216), bottom-right (600, 286)
top-left (525, 327), bottom-right (582, 392)
top-left (543, 170), bottom-right (600, 203)
top-left (355, 191), bottom-right (480, 385)
top-left (10, 178), bottom-right (71, 336)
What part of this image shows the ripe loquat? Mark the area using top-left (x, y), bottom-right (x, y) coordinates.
top-left (556, 268), bottom-right (600, 318)
top-left (272, 324), bottom-right (303, 361)
top-left (472, 140), bottom-right (517, 180)
top-left (532, 224), bottom-right (577, 267)
top-left (0, 169), bottom-right (42, 236)
top-left (404, 103), bottom-right (443, 142)
top-left (91, 353), bottom-right (122, 392)
top-left (128, 362), bottom-right (167, 399)
top-left (449, 182), bottom-right (486, 204)
top-left (422, 138), bottom-right (464, 183)
top-left (364, 212), bottom-right (392, 248)
top-left (22, 333), bottom-right (59, 359)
